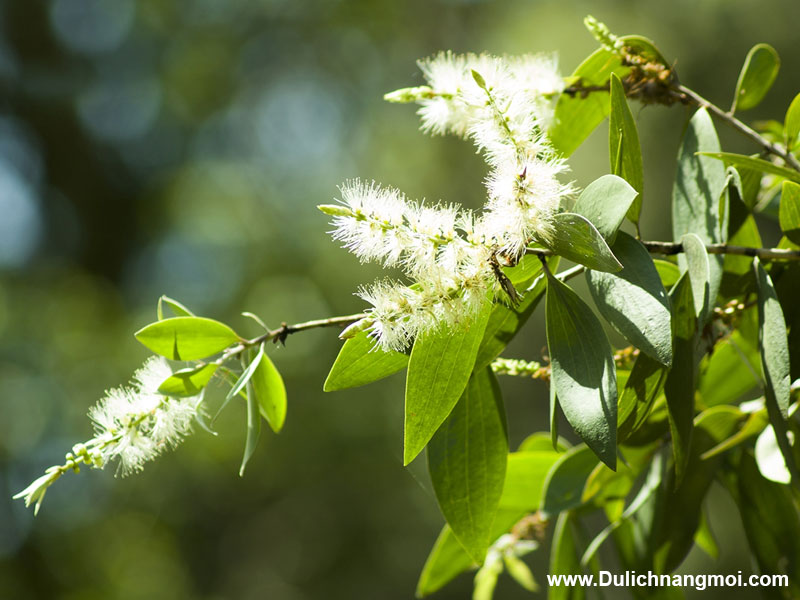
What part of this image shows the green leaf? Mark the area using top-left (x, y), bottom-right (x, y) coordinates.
top-left (648, 405), bottom-right (742, 573)
top-left (699, 152), bottom-right (800, 185)
top-left (731, 44), bottom-right (780, 113)
top-left (474, 257), bottom-right (557, 371)
top-left (157, 295), bottom-right (195, 320)
top-left (323, 331), bottom-right (409, 391)
top-left (693, 509), bottom-right (719, 559)
top-left (754, 257), bottom-right (797, 482)
top-left (663, 274), bottom-right (696, 484)
top-left (618, 352), bottom-right (668, 442)
top-left (653, 259), bottom-right (681, 288)
top-left (733, 452), bottom-right (800, 591)
top-left (698, 331), bottom-right (761, 407)
top-left (546, 213), bottom-right (622, 273)
top-left (681, 233), bottom-right (711, 323)
top-left (158, 363), bottom-right (218, 398)
top-left (416, 449), bottom-right (561, 597)
top-left (779, 181), bottom-right (800, 245)
top-left (609, 73), bottom-right (644, 223)
top-left (546, 273), bottom-right (618, 469)
top-left (586, 233), bottom-right (673, 366)
top-left (672, 109), bottom-right (727, 314)
top-left (572, 174), bottom-right (638, 242)
top-left (785, 92), bottom-right (800, 151)
top-left (404, 300), bottom-right (493, 464)
top-left (548, 512), bottom-right (586, 600)
top-left (251, 344), bottom-right (287, 433)
top-left (135, 316), bottom-right (240, 361)
top-left (428, 368), bottom-right (508, 562)
top-left (504, 554), bottom-right (537, 592)
top-left (721, 215), bottom-right (762, 298)
top-left (540, 445), bottom-right (598, 517)
top-left (239, 366), bottom-right (261, 477)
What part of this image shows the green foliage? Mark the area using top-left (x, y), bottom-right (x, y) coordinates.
top-left (586, 233), bottom-right (672, 366)
top-left (546, 272), bottom-right (617, 469)
top-left (135, 316), bottom-right (240, 361)
top-left (608, 73), bottom-right (644, 223)
top-left (545, 213), bottom-right (622, 272)
top-left (731, 44), bottom-right (780, 113)
top-left (16, 13), bottom-right (800, 600)
top-left (404, 299), bottom-right (493, 465)
top-left (428, 367), bottom-right (508, 562)
top-left (323, 331), bottom-right (408, 391)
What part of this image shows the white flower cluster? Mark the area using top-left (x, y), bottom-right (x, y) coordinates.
top-left (326, 52), bottom-right (571, 352)
top-left (89, 356), bottom-right (202, 475)
top-left (15, 357), bottom-right (203, 514)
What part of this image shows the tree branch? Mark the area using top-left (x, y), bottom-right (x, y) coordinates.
top-left (526, 242), bottom-right (800, 261)
top-left (640, 240), bottom-right (800, 260)
top-left (671, 83), bottom-right (800, 172)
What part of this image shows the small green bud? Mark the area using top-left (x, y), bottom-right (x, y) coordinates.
top-left (383, 86), bottom-right (435, 103)
top-left (317, 204), bottom-right (354, 218)
top-left (471, 69), bottom-right (488, 90)
top-left (339, 318), bottom-right (372, 340)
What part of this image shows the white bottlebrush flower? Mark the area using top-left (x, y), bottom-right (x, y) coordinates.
top-left (89, 356), bottom-right (203, 475)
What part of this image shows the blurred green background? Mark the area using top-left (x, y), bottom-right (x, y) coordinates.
top-left (1, 0), bottom-right (798, 598)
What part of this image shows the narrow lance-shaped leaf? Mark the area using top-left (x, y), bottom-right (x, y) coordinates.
top-left (672, 108), bottom-right (727, 311)
top-left (324, 331), bottom-right (409, 392)
top-left (404, 299), bottom-right (493, 465)
top-left (416, 449), bottom-right (562, 597)
top-left (545, 271), bottom-right (617, 469)
top-left (157, 295), bottom-right (195, 320)
top-left (699, 152), bottom-right (800, 185)
top-left (785, 92), bottom-right (800, 151)
top-left (609, 73), bottom-right (644, 224)
top-left (572, 174), bottom-right (638, 242)
top-left (778, 181), bottom-right (800, 245)
top-left (135, 316), bottom-right (240, 361)
top-left (753, 257), bottom-right (797, 482)
top-left (239, 357), bottom-right (262, 477)
top-left (545, 212), bottom-right (622, 273)
top-left (681, 233), bottom-right (711, 324)
top-left (548, 512), bottom-right (586, 600)
top-left (586, 232), bottom-right (673, 366)
top-left (251, 343), bottom-right (287, 433)
top-left (617, 352), bottom-right (669, 442)
top-left (663, 273), bottom-right (696, 484)
top-left (428, 367), bottom-right (508, 562)
top-left (731, 43), bottom-right (780, 113)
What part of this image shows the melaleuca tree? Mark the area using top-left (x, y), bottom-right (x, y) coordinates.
top-left (15, 16), bottom-right (800, 599)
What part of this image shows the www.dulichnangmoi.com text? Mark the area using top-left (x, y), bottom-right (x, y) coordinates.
top-left (547, 571), bottom-right (788, 591)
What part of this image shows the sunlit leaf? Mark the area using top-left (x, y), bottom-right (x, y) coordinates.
top-left (404, 299), bottom-right (492, 464)
top-left (778, 181), bottom-right (800, 245)
top-left (323, 331), bottom-right (409, 391)
top-left (785, 92), bottom-right (800, 151)
top-left (609, 73), bottom-right (644, 223)
top-left (428, 368), bottom-right (508, 562)
top-left (158, 363), bottom-right (218, 398)
top-left (251, 344), bottom-right (287, 433)
top-left (700, 152), bottom-right (800, 185)
top-left (572, 174), bottom-right (638, 242)
top-left (540, 445), bottom-right (598, 517)
top-left (546, 213), bottom-right (622, 273)
top-left (731, 44), bottom-right (780, 113)
top-left (135, 316), bottom-right (240, 361)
